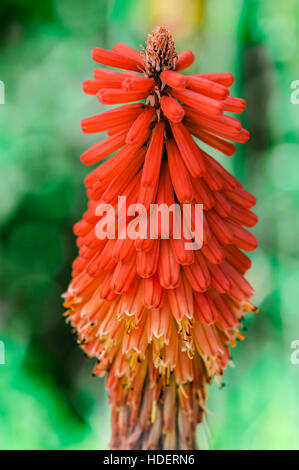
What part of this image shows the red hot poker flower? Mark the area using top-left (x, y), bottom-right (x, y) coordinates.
top-left (63, 26), bottom-right (258, 450)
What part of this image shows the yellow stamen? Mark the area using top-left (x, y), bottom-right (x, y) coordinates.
top-left (179, 383), bottom-right (188, 398)
top-left (151, 400), bottom-right (157, 423)
top-left (125, 318), bottom-right (139, 334)
top-left (236, 331), bottom-right (245, 341)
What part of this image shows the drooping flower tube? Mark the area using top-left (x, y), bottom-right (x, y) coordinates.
top-left (63, 26), bottom-right (258, 450)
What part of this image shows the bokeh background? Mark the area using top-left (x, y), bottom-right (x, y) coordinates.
top-left (0, 0), bottom-right (299, 450)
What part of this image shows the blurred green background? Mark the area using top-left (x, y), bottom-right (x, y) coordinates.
top-left (0, 0), bottom-right (299, 450)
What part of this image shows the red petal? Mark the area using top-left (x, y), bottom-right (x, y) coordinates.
top-left (161, 95), bottom-right (184, 122)
top-left (171, 88), bottom-right (224, 116)
top-left (137, 239), bottom-right (160, 278)
top-left (81, 103), bottom-right (143, 134)
top-left (141, 121), bottom-right (165, 187)
top-left (170, 122), bottom-right (206, 177)
top-left (142, 275), bottom-right (165, 308)
top-left (175, 50), bottom-right (195, 71)
top-left (194, 291), bottom-right (217, 324)
top-left (97, 88), bottom-right (149, 104)
top-left (160, 70), bottom-right (187, 89)
top-left (206, 209), bottom-right (233, 245)
top-left (226, 221), bottom-right (258, 252)
top-left (122, 76), bottom-right (155, 92)
top-left (81, 131), bottom-right (127, 165)
top-left (112, 42), bottom-right (144, 67)
top-left (110, 256), bottom-right (137, 294)
top-left (126, 107), bottom-right (155, 145)
top-left (201, 235), bottom-right (224, 264)
top-left (183, 256), bottom-right (210, 293)
top-left (194, 72), bottom-right (234, 87)
top-left (225, 187), bottom-right (256, 209)
top-left (188, 126), bottom-right (236, 156)
top-left (224, 96), bottom-right (246, 113)
top-left (158, 240), bottom-right (180, 289)
top-left (92, 47), bottom-right (142, 72)
top-left (222, 244), bottom-right (252, 274)
top-left (166, 139), bottom-right (193, 203)
top-left (186, 76), bottom-right (229, 100)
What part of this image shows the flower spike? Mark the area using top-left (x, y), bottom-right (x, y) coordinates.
top-left (64, 26), bottom-right (258, 450)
